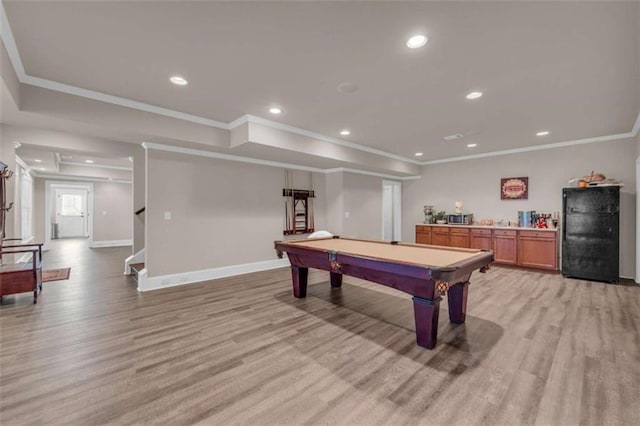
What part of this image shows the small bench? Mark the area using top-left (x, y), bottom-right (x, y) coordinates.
top-left (0, 243), bottom-right (43, 304)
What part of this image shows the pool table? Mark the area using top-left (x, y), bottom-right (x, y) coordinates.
top-left (275, 236), bottom-right (493, 349)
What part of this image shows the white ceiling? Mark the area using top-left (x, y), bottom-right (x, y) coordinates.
top-left (2, 1), bottom-right (639, 163)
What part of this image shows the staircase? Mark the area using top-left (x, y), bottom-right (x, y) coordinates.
top-left (130, 263), bottom-right (145, 282)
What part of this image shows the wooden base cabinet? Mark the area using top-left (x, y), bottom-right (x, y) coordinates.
top-left (518, 230), bottom-right (558, 270)
top-left (431, 227), bottom-right (450, 246)
top-left (415, 225), bottom-right (558, 271)
top-left (492, 230), bottom-right (517, 265)
top-left (416, 225), bottom-right (432, 245)
top-left (470, 229), bottom-right (492, 250)
top-left (449, 228), bottom-right (470, 248)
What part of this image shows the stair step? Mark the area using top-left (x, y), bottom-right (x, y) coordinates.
top-left (130, 263), bottom-right (145, 282)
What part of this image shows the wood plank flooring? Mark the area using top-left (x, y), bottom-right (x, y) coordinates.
top-left (1, 239), bottom-right (639, 425)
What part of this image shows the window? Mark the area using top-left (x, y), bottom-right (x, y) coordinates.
top-left (60, 194), bottom-right (83, 216)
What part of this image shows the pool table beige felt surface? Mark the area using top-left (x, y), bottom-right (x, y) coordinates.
top-left (283, 237), bottom-right (486, 268)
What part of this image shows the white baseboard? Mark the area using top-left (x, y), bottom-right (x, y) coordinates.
top-left (137, 258), bottom-right (290, 292)
top-left (89, 239), bottom-right (133, 248)
top-left (124, 248), bottom-right (145, 275)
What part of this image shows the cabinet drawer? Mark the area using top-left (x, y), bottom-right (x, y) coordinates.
top-left (450, 227), bottom-right (469, 235)
top-left (518, 230), bottom-right (556, 239)
top-left (471, 228), bottom-right (492, 236)
top-left (416, 225), bottom-right (431, 232)
top-left (493, 229), bottom-right (516, 237)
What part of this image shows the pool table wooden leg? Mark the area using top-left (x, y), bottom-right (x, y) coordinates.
top-left (291, 266), bottom-right (308, 298)
top-left (412, 296), bottom-right (442, 349)
top-left (447, 281), bottom-right (469, 324)
top-left (330, 272), bottom-right (342, 288)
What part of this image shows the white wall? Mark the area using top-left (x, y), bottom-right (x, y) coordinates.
top-left (324, 172), bottom-right (344, 235)
top-left (342, 172), bottom-right (385, 240)
top-left (403, 138), bottom-right (637, 278)
top-left (133, 146), bottom-right (145, 253)
top-left (93, 182), bottom-right (133, 242)
top-left (145, 149), bottom-right (326, 277)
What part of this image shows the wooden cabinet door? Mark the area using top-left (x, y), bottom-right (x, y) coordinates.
top-left (470, 230), bottom-right (492, 250)
top-left (431, 229), bottom-right (450, 247)
top-left (493, 230), bottom-right (517, 264)
top-left (415, 226), bottom-right (432, 245)
top-left (518, 231), bottom-right (558, 270)
top-left (449, 228), bottom-right (470, 248)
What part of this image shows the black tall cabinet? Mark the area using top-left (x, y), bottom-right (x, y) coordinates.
top-left (562, 186), bottom-right (620, 283)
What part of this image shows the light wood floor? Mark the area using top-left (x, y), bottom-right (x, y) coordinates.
top-left (1, 239), bottom-right (639, 425)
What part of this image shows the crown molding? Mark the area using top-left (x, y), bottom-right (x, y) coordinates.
top-left (633, 111), bottom-right (640, 136)
top-left (142, 142), bottom-right (421, 181)
top-left (421, 130), bottom-right (637, 165)
top-left (32, 172), bottom-right (131, 184)
top-left (324, 167), bottom-right (421, 181)
top-left (14, 154), bottom-right (32, 175)
top-left (59, 160), bottom-right (132, 171)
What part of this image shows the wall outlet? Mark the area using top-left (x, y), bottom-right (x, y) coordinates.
top-left (345, 211), bottom-right (350, 218)
top-left (164, 211), bottom-right (172, 220)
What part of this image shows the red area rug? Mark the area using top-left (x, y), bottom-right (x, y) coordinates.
top-left (42, 268), bottom-right (71, 282)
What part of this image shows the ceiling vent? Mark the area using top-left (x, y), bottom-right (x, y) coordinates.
top-left (443, 133), bottom-right (465, 141)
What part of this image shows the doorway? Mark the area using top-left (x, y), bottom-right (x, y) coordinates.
top-left (55, 188), bottom-right (89, 238)
top-left (382, 180), bottom-right (402, 241)
top-left (45, 182), bottom-right (94, 249)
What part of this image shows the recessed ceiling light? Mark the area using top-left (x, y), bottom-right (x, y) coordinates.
top-left (415, 152), bottom-right (424, 156)
top-left (443, 133), bottom-right (464, 141)
top-left (269, 107), bottom-right (282, 114)
top-left (170, 76), bottom-right (188, 86)
top-left (467, 143), bottom-right (477, 148)
top-left (407, 35), bottom-right (428, 49)
top-left (337, 82), bottom-right (358, 94)
top-left (536, 130), bottom-right (550, 136)
top-left (85, 159), bottom-right (94, 163)
top-left (466, 91), bottom-right (483, 100)
top-left (34, 159), bottom-right (42, 163)
top-left (340, 130), bottom-right (351, 136)
top-left (39, 167), bottom-right (46, 171)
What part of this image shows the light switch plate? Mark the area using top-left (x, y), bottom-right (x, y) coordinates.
top-left (164, 211), bottom-right (172, 220)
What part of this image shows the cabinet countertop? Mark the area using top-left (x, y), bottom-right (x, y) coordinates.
top-left (415, 223), bottom-right (558, 232)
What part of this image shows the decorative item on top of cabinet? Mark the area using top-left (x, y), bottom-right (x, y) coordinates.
top-left (423, 206), bottom-right (434, 224)
top-left (434, 211), bottom-right (447, 224)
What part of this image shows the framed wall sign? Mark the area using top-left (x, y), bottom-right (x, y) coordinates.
top-left (501, 177), bottom-right (528, 200)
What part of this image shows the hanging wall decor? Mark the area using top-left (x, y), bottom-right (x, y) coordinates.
top-left (500, 176), bottom-right (528, 200)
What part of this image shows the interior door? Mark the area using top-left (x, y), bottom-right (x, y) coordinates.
top-left (382, 185), bottom-right (393, 240)
top-left (382, 180), bottom-right (402, 241)
top-left (56, 189), bottom-right (88, 238)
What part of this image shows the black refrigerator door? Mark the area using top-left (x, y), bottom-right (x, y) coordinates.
top-left (562, 187), bottom-right (620, 283)
top-left (563, 186), bottom-right (620, 214)
top-left (562, 214), bottom-right (619, 282)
